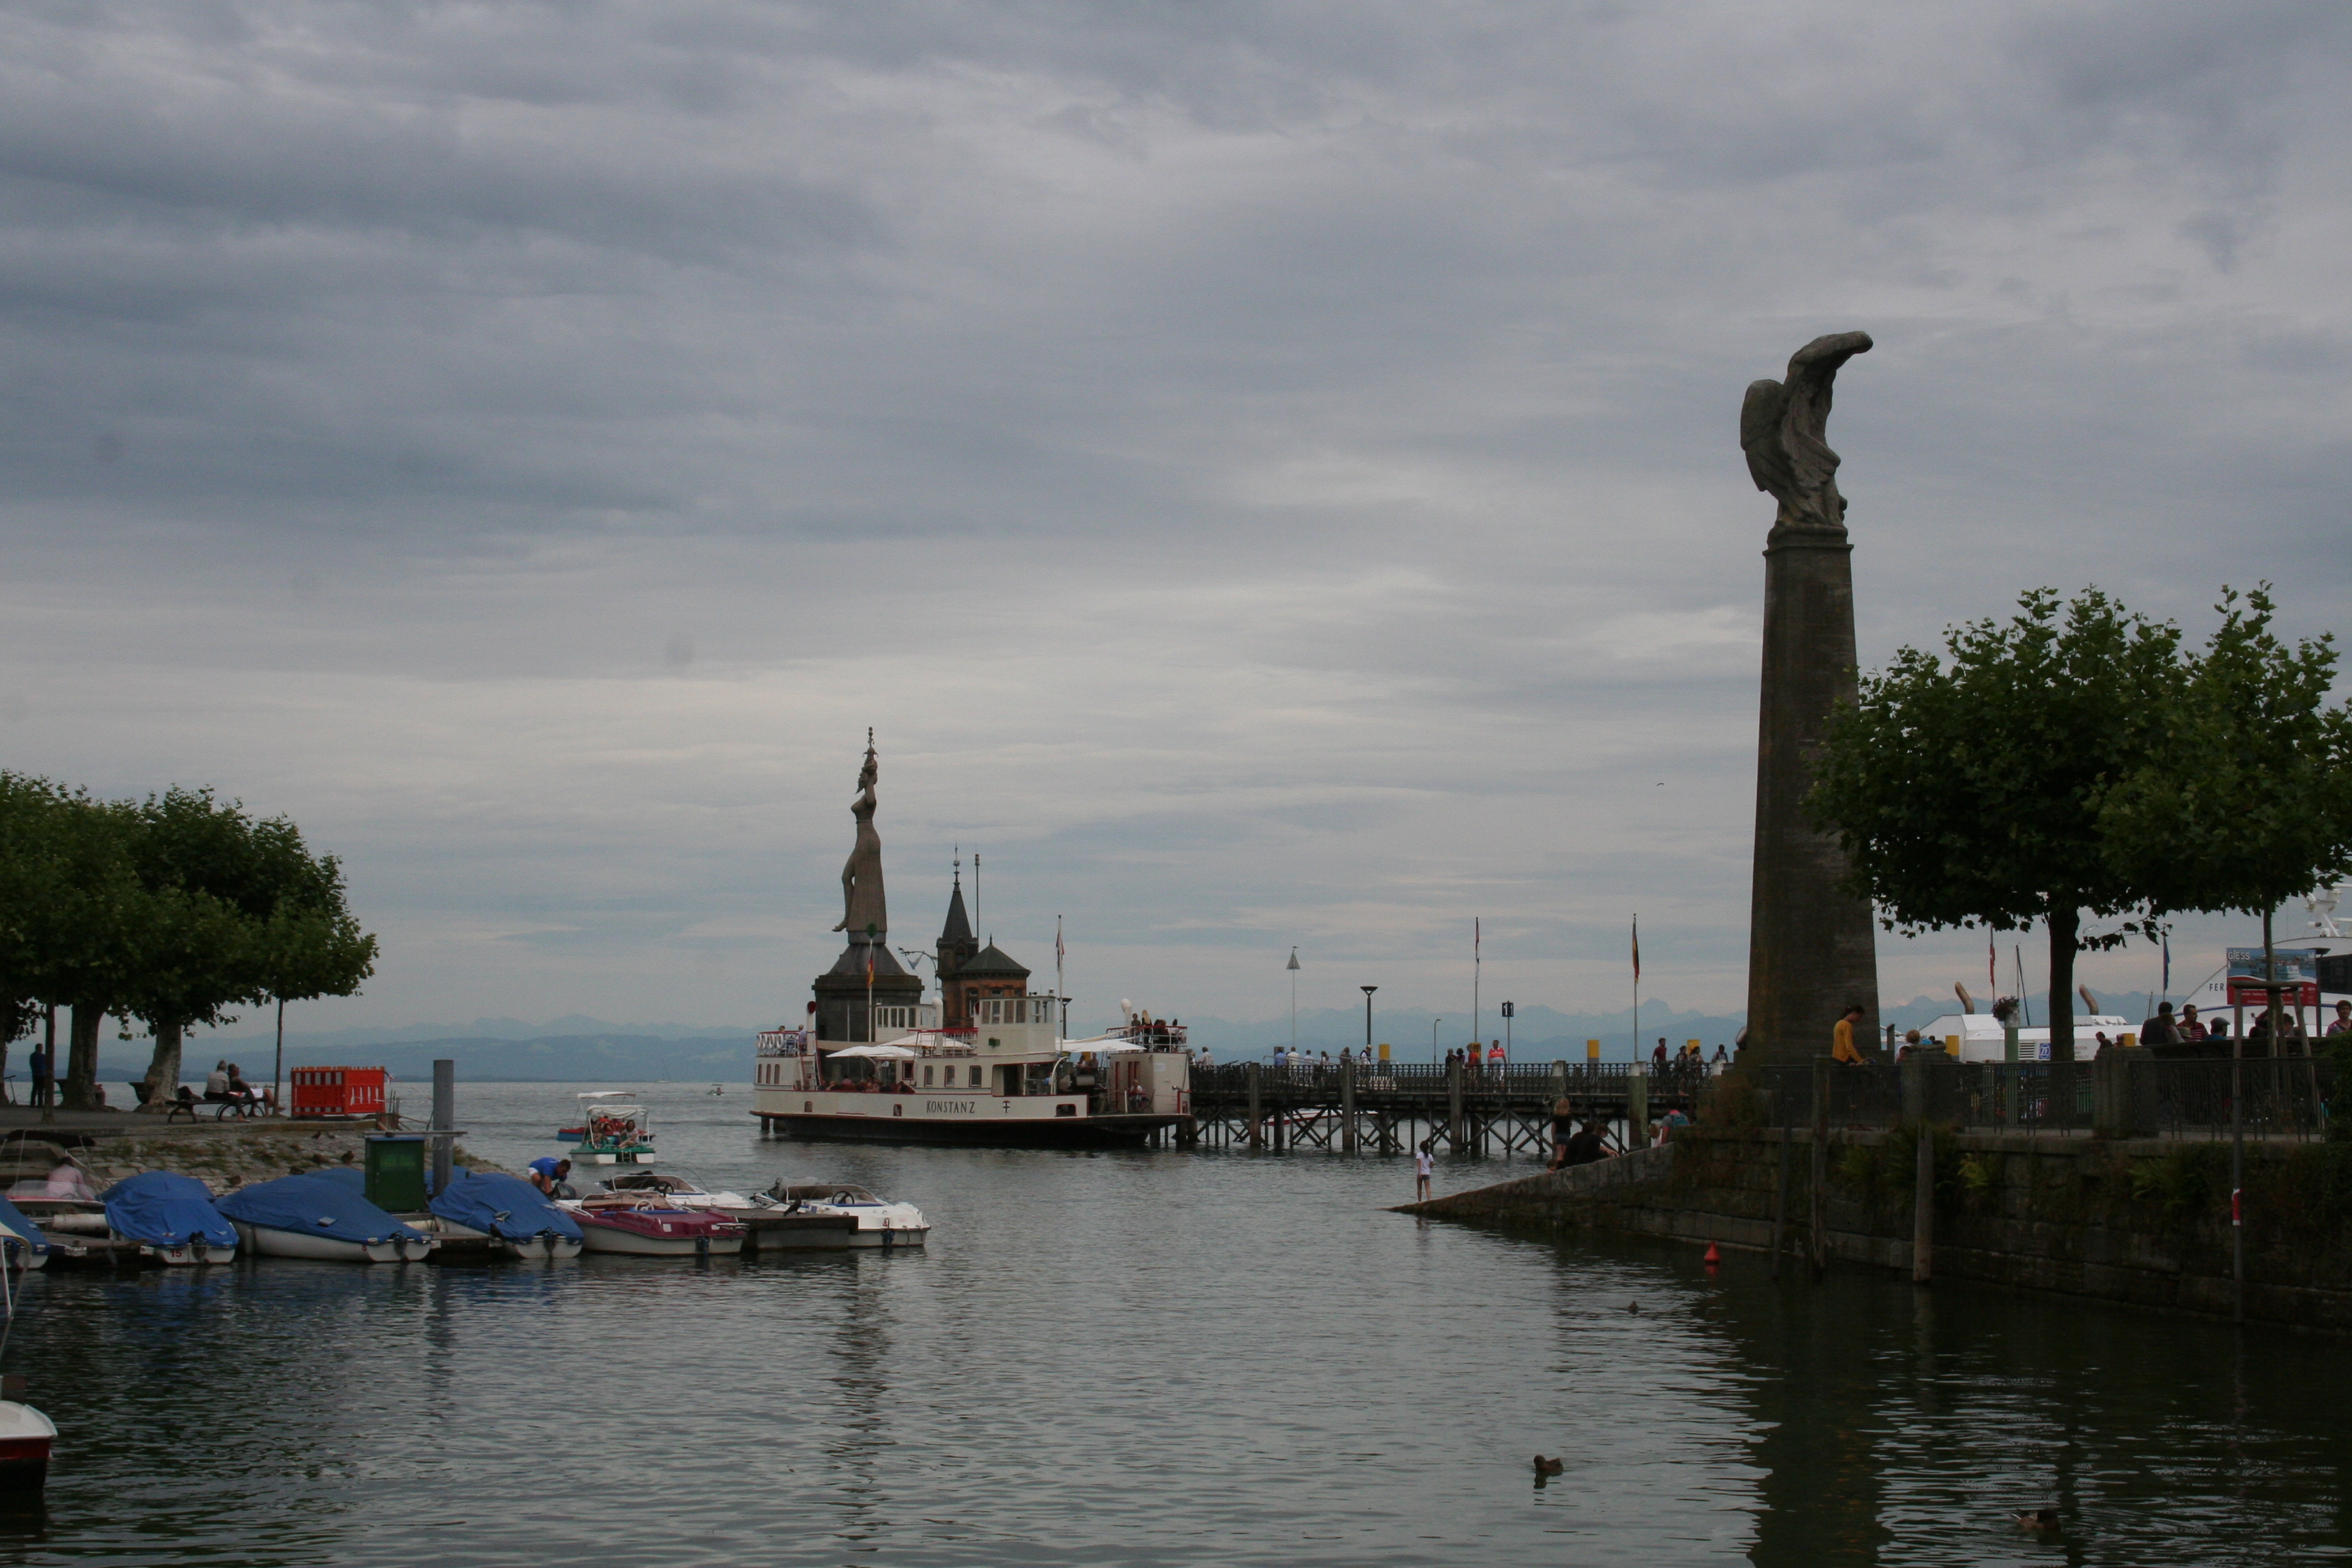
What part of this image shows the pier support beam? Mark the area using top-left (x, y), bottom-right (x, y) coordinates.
top-left (1341, 1057), bottom-right (1358, 1154)
top-left (1447, 1060), bottom-right (1465, 1153)
top-left (1247, 1062), bottom-right (1262, 1152)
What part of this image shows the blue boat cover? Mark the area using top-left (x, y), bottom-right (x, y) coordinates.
top-left (216, 1173), bottom-right (426, 1247)
top-left (310, 1167), bottom-right (364, 1191)
top-left (0, 1195), bottom-right (50, 1258)
top-left (101, 1171), bottom-right (238, 1248)
top-left (428, 1169), bottom-right (582, 1242)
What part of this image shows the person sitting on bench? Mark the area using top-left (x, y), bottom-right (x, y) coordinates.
top-left (202, 1061), bottom-right (232, 1107)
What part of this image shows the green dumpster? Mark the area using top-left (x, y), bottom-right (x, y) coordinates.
top-left (364, 1134), bottom-right (428, 1213)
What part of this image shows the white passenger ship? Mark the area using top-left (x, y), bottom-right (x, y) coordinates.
top-left (749, 738), bottom-right (1191, 1149)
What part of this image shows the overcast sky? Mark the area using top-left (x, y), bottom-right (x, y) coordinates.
top-left (4, 1), bottom-right (2349, 1036)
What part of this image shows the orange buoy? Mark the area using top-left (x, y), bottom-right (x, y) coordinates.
top-left (1703, 1242), bottom-right (1722, 1267)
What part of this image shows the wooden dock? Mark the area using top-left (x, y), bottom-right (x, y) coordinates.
top-left (1183, 1060), bottom-right (1708, 1155)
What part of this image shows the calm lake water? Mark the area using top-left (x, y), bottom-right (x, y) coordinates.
top-left (0, 1080), bottom-right (2345, 1566)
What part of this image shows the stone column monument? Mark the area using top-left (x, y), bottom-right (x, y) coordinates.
top-left (1737, 332), bottom-right (1882, 1066)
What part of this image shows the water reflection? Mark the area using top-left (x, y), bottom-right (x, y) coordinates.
top-left (0, 1085), bottom-right (2338, 1566)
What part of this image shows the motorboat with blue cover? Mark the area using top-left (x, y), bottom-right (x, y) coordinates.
top-left (0, 1198), bottom-right (49, 1271)
top-left (100, 1172), bottom-right (237, 1266)
top-left (217, 1173), bottom-right (434, 1263)
top-left (427, 1170), bottom-right (584, 1260)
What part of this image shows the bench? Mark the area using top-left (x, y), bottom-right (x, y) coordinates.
top-left (137, 1085), bottom-right (248, 1124)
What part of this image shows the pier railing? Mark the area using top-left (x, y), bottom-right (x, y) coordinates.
top-left (1761, 1055), bottom-right (2338, 1141)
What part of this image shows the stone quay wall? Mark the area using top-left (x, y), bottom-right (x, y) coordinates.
top-left (1400, 1126), bottom-right (2352, 1332)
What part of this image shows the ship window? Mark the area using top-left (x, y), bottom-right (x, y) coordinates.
top-left (924, 1065), bottom-right (934, 1085)
top-left (968, 1065), bottom-right (982, 1087)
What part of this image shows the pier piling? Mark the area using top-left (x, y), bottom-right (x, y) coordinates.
top-left (1340, 1057), bottom-right (1357, 1154)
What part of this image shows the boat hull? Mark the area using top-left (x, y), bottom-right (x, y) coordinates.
top-left (0, 1404), bottom-right (54, 1494)
top-left (133, 1237), bottom-right (236, 1267)
top-left (732, 1213), bottom-right (858, 1251)
top-left (845, 1225), bottom-right (928, 1250)
top-left (763, 1111), bottom-right (1183, 1150)
top-left (230, 1221), bottom-right (404, 1264)
top-left (575, 1218), bottom-right (743, 1258)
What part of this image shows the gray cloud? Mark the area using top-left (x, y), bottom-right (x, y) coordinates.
top-left (1, 1), bottom-right (2345, 1035)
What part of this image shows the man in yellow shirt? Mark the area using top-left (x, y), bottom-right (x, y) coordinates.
top-left (1831, 1002), bottom-right (1867, 1064)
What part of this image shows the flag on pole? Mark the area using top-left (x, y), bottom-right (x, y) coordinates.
top-left (1475, 917), bottom-right (1481, 962)
top-left (1056, 919), bottom-right (1066, 966)
top-left (2161, 930), bottom-right (2171, 998)
top-left (1988, 930), bottom-right (1997, 996)
top-left (1631, 917), bottom-right (1640, 981)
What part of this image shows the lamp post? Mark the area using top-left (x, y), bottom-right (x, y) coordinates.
top-left (1286, 946), bottom-right (1301, 1059)
top-left (1361, 985), bottom-right (1377, 1059)
top-left (1431, 1016), bottom-right (1443, 1065)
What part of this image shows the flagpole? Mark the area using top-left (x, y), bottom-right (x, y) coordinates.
top-left (1056, 915), bottom-right (1066, 1036)
top-left (1631, 914), bottom-right (1641, 1064)
top-left (1473, 918), bottom-right (1481, 1054)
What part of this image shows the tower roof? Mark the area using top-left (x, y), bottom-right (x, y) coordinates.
top-left (956, 941), bottom-right (1029, 979)
top-left (940, 866), bottom-right (973, 946)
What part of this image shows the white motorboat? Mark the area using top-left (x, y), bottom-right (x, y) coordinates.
top-left (762, 1181), bottom-right (930, 1250)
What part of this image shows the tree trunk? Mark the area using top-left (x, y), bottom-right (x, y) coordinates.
top-left (2046, 906), bottom-right (2078, 1064)
top-left (137, 1021), bottom-right (184, 1113)
top-left (63, 1005), bottom-right (102, 1111)
top-left (2047, 906), bottom-right (2079, 1130)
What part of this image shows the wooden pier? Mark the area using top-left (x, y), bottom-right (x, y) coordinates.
top-left (1183, 1060), bottom-right (1705, 1155)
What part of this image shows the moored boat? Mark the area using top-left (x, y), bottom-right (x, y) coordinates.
top-left (100, 1172), bottom-right (237, 1266)
top-left (218, 1173), bottom-right (435, 1263)
top-left (762, 1181), bottom-right (929, 1249)
top-left (429, 1169), bottom-right (585, 1260)
top-left (566, 1199), bottom-right (745, 1256)
top-left (0, 1398), bottom-right (54, 1494)
top-left (591, 1171), bottom-right (860, 1250)
top-left (0, 1198), bottom-right (50, 1272)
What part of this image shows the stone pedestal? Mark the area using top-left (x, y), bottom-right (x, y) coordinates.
top-left (1742, 525), bottom-right (1882, 1065)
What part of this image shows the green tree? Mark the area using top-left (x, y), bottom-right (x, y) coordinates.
top-left (0, 776), bottom-right (148, 1109)
top-left (1806, 588), bottom-right (2185, 1068)
top-left (122, 788), bottom-right (378, 1108)
top-left (2102, 587), bottom-right (2352, 951)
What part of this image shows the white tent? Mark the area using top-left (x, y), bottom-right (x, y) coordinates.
top-left (1059, 1035), bottom-right (1145, 1054)
top-left (826, 1042), bottom-right (919, 1060)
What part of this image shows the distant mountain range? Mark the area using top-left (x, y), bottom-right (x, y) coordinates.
top-left (46, 991), bottom-right (2118, 1088)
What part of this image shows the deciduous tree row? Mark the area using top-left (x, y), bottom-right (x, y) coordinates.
top-left (0, 776), bottom-right (376, 1111)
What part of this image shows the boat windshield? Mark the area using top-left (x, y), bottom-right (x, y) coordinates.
top-left (602, 1171), bottom-right (699, 1194)
top-left (777, 1183), bottom-right (881, 1205)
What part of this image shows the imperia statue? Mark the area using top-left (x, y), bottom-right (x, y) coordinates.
top-left (834, 730), bottom-right (887, 941)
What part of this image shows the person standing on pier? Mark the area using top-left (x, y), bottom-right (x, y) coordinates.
top-left (1414, 1141), bottom-right (1433, 1201)
top-left (27, 1045), bottom-right (50, 1111)
top-left (1832, 1004), bottom-right (1867, 1064)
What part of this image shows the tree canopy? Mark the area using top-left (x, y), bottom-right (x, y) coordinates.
top-left (1808, 586), bottom-right (2352, 1064)
top-left (0, 774), bottom-right (378, 1107)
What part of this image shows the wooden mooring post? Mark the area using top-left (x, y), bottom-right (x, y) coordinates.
top-left (1247, 1062), bottom-right (1262, 1152)
top-left (1627, 1064), bottom-right (1648, 1148)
